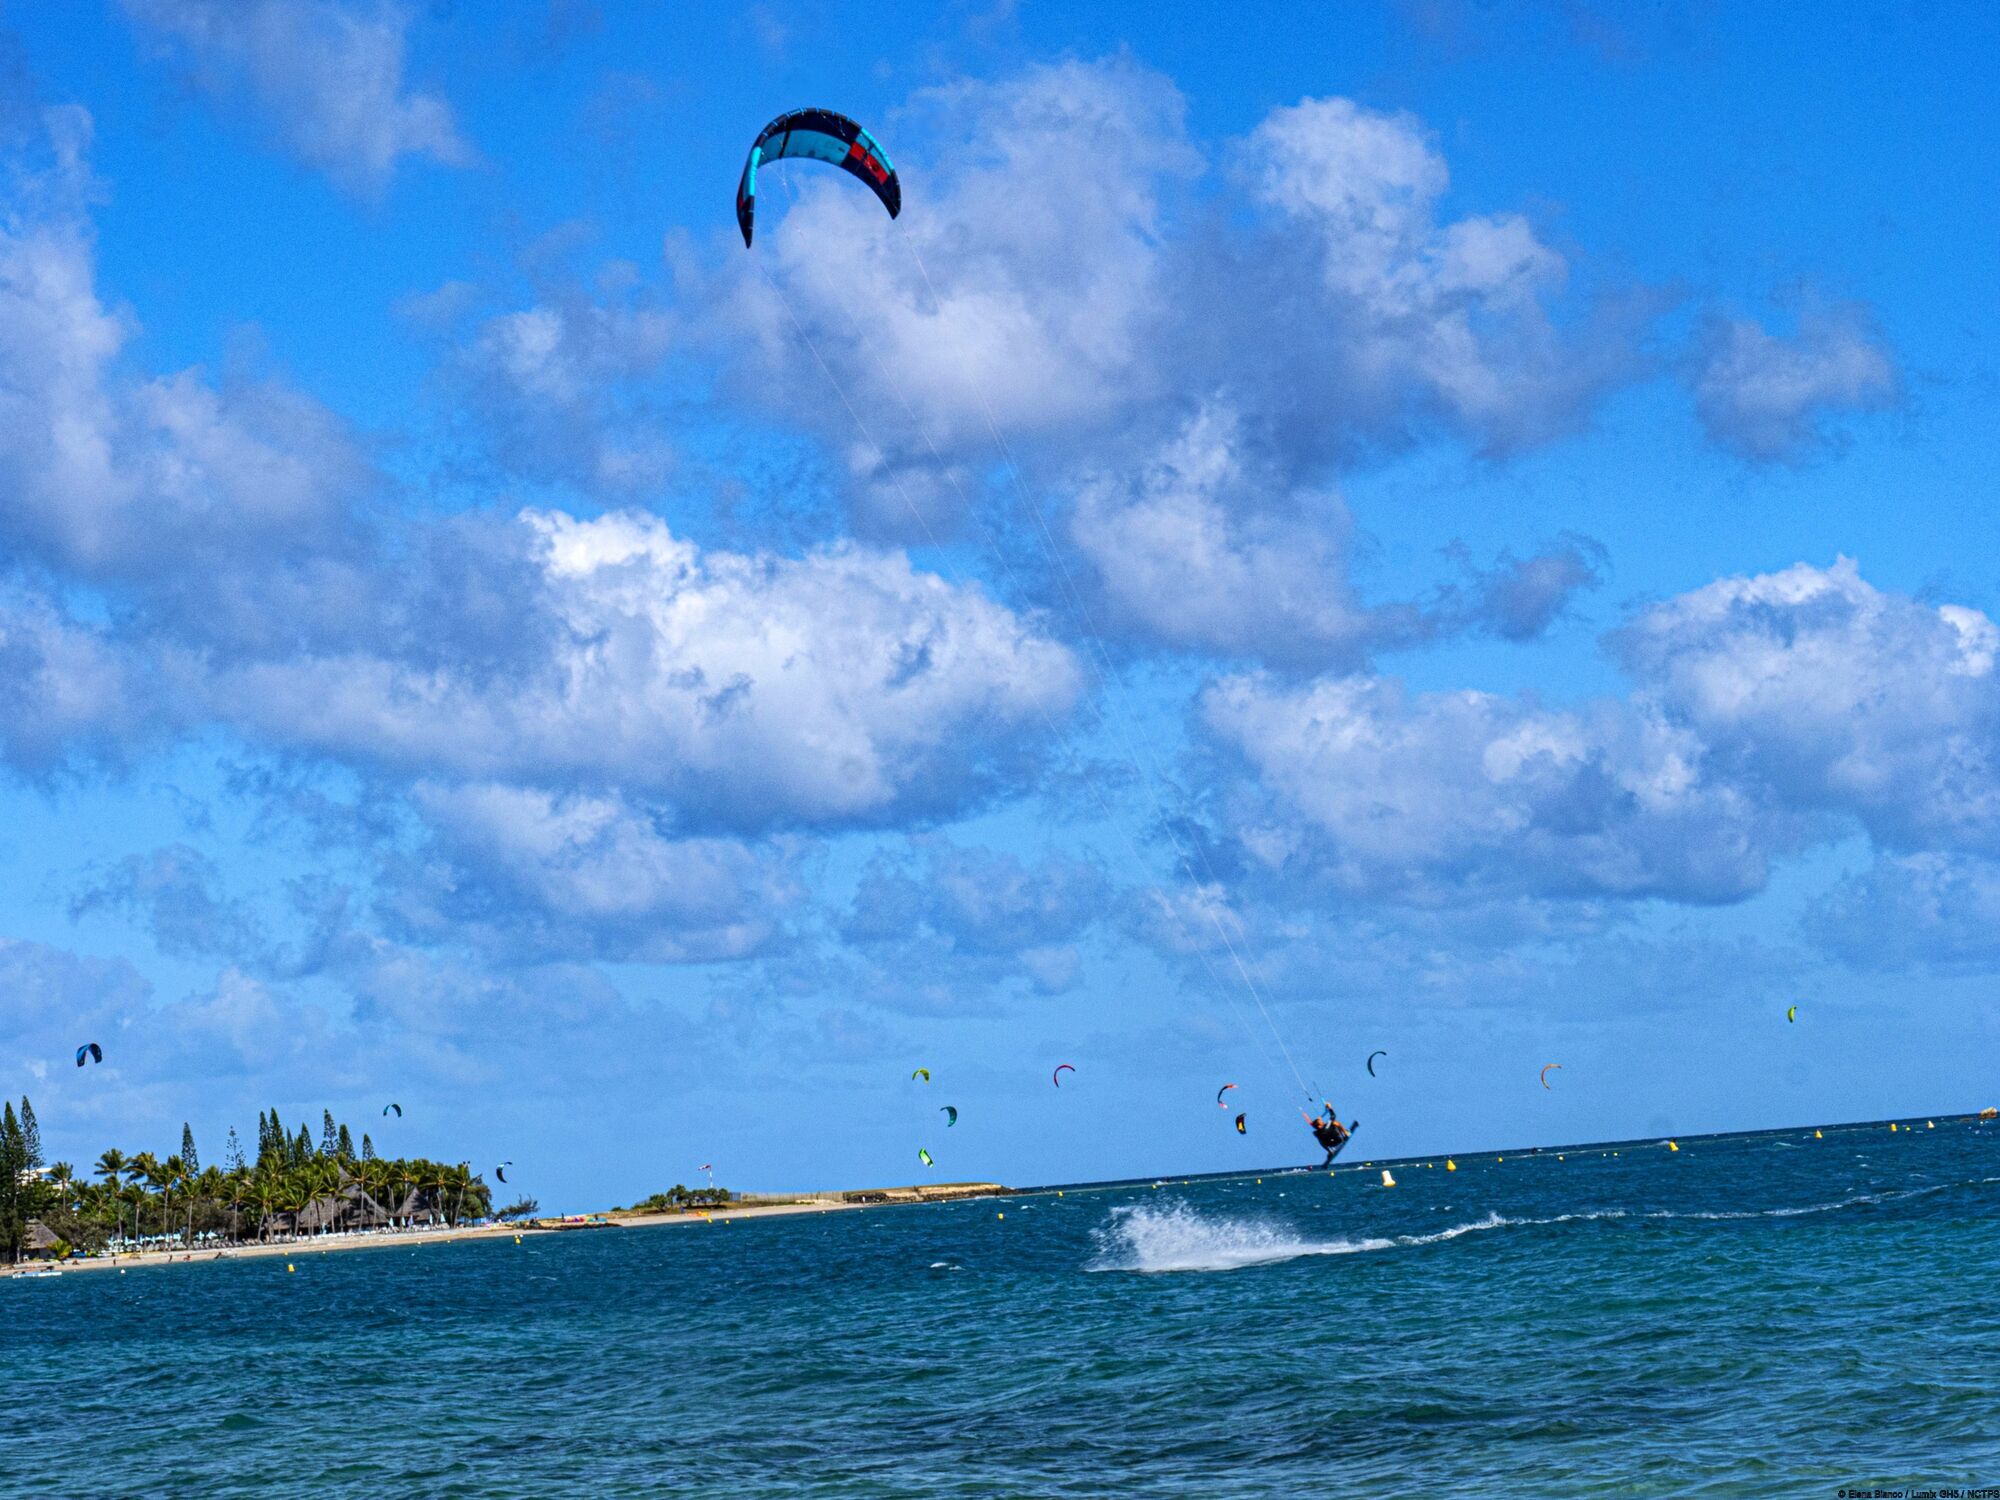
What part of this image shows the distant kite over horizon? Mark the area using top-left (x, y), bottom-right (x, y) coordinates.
top-left (736, 107), bottom-right (900, 248)
top-left (495, 1162), bottom-right (511, 1185)
top-left (75, 1042), bottom-right (102, 1068)
top-left (1787, 1005), bottom-right (1798, 1023)
top-left (382, 1103), bottom-right (401, 1117)
top-left (1216, 1083), bottom-right (1237, 1107)
top-left (1052, 1063), bottom-right (1076, 1087)
top-left (941, 1106), bottom-right (957, 1127)
top-left (1540, 1064), bottom-right (1562, 1090)
top-left (1234, 1113), bottom-right (1247, 1135)
top-left (918, 1148), bottom-right (934, 1167)
top-left (1366, 1050), bottom-right (1388, 1077)
top-left (911, 1068), bottom-right (930, 1083)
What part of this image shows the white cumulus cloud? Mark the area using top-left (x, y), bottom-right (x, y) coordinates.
top-left (206, 507), bottom-right (1081, 830)
top-left (1690, 306), bottom-right (1898, 462)
top-left (123, 0), bottom-right (473, 194)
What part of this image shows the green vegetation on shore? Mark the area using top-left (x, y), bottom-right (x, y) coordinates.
top-left (616, 1184), bottom-right (735, 1214)
top-left (2, 1096), bottom-right (500, 1262)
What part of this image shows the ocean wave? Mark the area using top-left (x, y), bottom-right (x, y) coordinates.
top-left (1087, 1205), bottom-right (1530, 1273)
top-left (1398, 1211), bottom-right (1513, 1245)
top-left (1643, 1176), bottom-right (1982, 1221)
top-left (1086, 1202), bottom-right (1394, 1272)
top-left (1084, 1175), bottom-right (1999, 1274)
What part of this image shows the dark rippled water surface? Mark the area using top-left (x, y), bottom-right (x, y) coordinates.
top-left (6, 1119), bottom-right (1999, 1497)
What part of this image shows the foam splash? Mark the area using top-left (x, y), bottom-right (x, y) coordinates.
top-left (1088, 1202), bottom-right (1391, 1272)
top-left (1084, 1177), bottom-right (1994, 1275)
top-left (1399, 1211), bottom-right (1512, 1245)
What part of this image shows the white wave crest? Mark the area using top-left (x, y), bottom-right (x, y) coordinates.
top-left (1644, 1177), bottom-right (1974, 1221)
top-left (1085, 1204), bottom-right (1535, 1273)
top-left (1082, 1175), bottom-right (1998, 1276)
top-left (1398, 1211), bottom-right (1514, 1245)
top-left (1087, 1202), bottom-right (1391, 1272)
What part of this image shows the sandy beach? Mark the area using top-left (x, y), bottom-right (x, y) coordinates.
top-left (1, 1187), bottom-right (1009, 1278)
top-left (3, 1219), bottom-right (542, 1277)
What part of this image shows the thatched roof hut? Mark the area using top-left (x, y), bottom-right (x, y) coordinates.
top-left (23, 1220), bottom-right (64, 1260)
top-left (292, 1181), bottom-right (396, 1234)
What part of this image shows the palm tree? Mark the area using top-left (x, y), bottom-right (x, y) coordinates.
top-left (247, 1174), bottom-right (278, 1243)
top-left (395, 1160), bottom-right (418, 1228)
top-left (121, 1181), bottom-right (146, 1251)
top-left (422, 1162), bottom-right (453, 1226)
top-left (159, 1155), bottom-right (188, 1250)
top-left (192, 1167), bottom-right (224, 1247)
top-left (95, 1150), bottom-right (126, 1246)
top-left (309, 1159), bottom-right (342, 1235)
top-left (224, 1166), bottom-right (251, 1244)
top-left (83, 1180), bottom-right (115, 1242)
top-left (277, 1173), bottom-right (311, 1242)
top-left (127, 1152), bottom-right (162, 1245)
top-left (357, 1158), bottom-right (395, 1229)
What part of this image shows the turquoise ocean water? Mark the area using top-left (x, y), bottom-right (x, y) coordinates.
top-left (5, 1117), bottom-right (1997, 1497)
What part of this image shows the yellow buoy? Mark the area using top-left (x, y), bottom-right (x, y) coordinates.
top-left (1057, 1191), bottom-right (1064, 1197)
top-left (1557, 1155), bottom-right (1564, 1161)
top-left (1927, 1121), bottom-right (1934, 1129)
top-left (1380, 1170), bottom-right (1396, 1187)
top-left (997, 1212), bottom-right (1004, 1220)
top-left (1814, 1129), bottom-right (1823, 1139)
top-left (286, 1264), bottom-right (294, 1273)
top-left (1668, 1141), bottom-right (1679, 1152)
top-left (1446, 1159), bottom-right (1457, 1171)
top-left (1890, 1123), bottom-right (1898, 1132)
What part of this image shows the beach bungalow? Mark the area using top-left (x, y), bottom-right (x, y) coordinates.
top-left (287, 1180), bottom-right (399, 1237)
top-left (22, 1221), bottom-right (64, 1261)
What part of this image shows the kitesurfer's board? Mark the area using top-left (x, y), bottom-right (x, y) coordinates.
top-left (1311, 1122), bottom-right (1359, 1170)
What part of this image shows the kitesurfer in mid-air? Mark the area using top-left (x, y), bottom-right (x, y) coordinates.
top-left (1303, 1102), bottom-right (1352, 1165)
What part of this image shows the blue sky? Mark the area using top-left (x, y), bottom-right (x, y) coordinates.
top-left (2, 1), bottom-right (1996, 1208)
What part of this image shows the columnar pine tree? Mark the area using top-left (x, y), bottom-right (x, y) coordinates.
top-left (20, 1098), bottom-right (41, 1166)
top-left (361, 1133), bottom-right (375, 1162)
top-left (293, 1124), bottom-right (313, 1167)
top-left (0, 1100), bottom-right (42, 1262)
top-left (180, 1123), bottom-right (199, 1175)
top-left (320, 1110), bottom-right (337, 1159)
top-left (258, 1109), bottom-right (286, 1169)
top-left (223, 1128), bottom-right (245, 1175)
top-left (0, 1102), bottom-right (23, 1261)
top-left (336, 1124), bottom-right (354, 1161)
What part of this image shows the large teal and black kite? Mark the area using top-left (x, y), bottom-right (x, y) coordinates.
top-left (737, 108), bottom-right (900, 247)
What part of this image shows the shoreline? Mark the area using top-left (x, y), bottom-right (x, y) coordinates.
top-left (4, 1219), bottom-right (542, 1277)
top-left (10, 1112), bottom-right (1987, 1280)
top-left (0, 1193), bottom-right (931, 1279)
